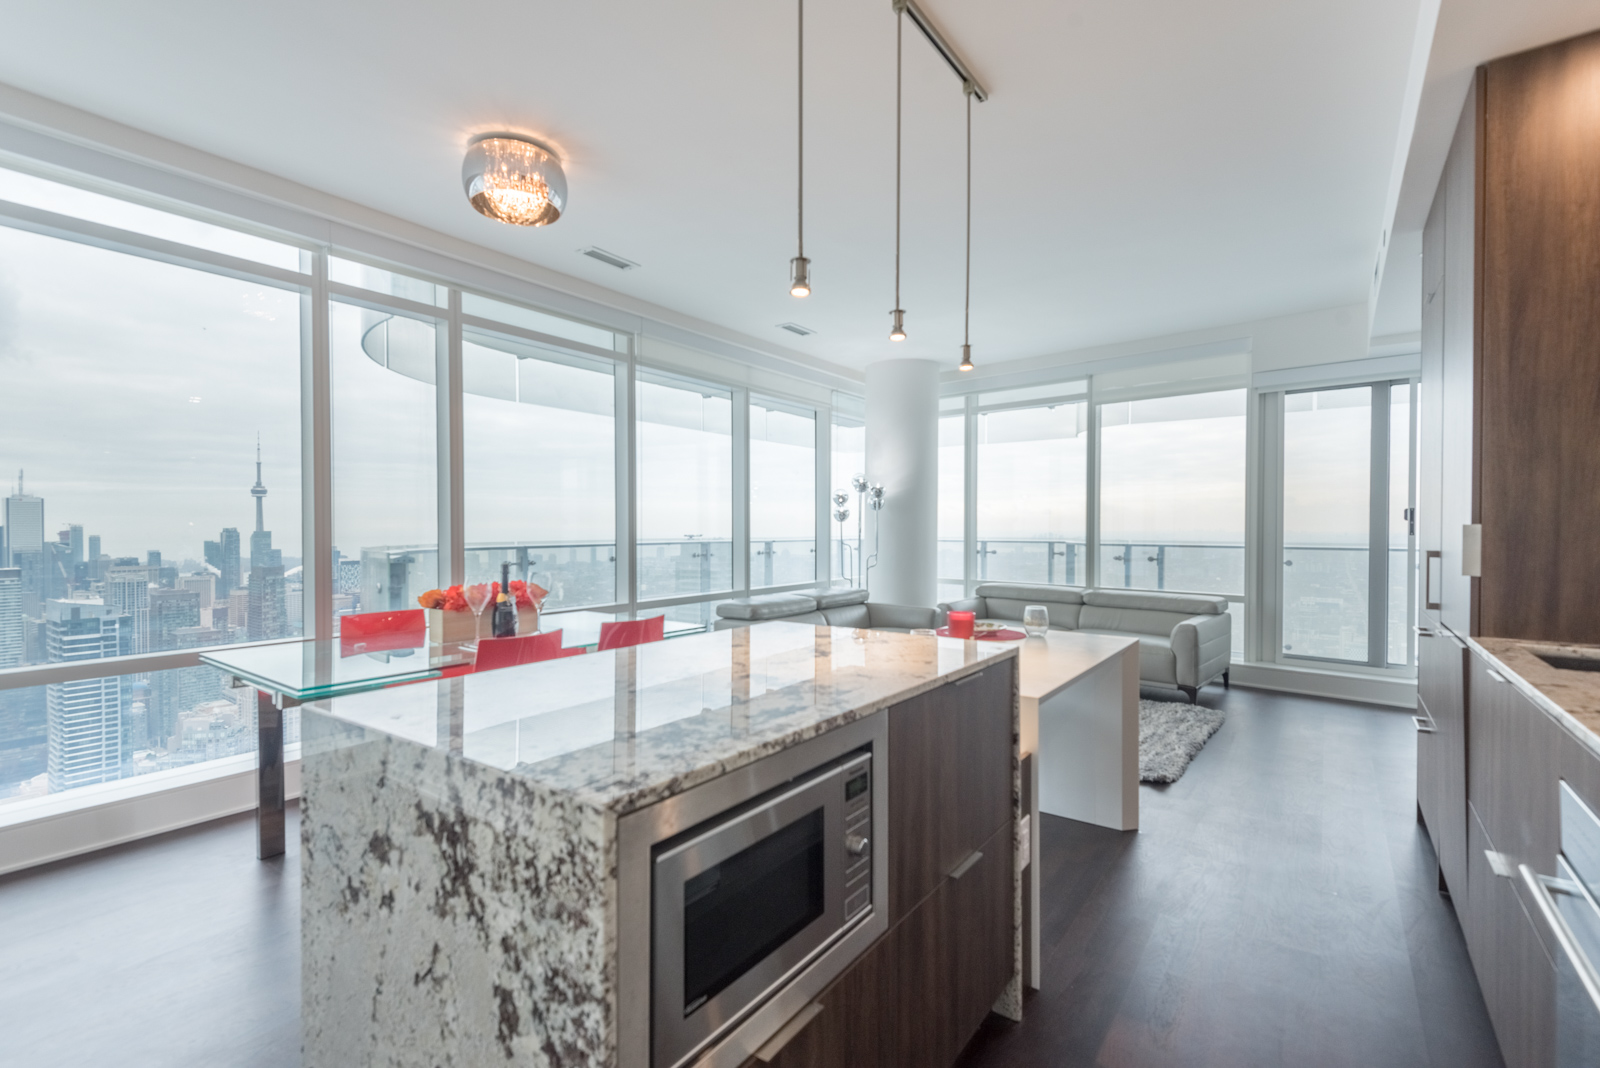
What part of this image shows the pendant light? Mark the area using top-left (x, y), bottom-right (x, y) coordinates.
top-left (889, 5), bottom-right (907, 341)
top-left (789, 0), bottom-right (811, 297)
top-left (959, 86), bottom-right (975, 372)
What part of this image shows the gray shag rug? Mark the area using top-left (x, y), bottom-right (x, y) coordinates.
top-left (1139, 698), bottom-right (1226, 784)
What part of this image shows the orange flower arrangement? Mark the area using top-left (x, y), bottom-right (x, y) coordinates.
top-left (417, 581), bottom-right (548, 612)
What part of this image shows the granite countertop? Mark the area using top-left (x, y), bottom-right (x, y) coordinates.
top-left (1466, 636), bottom-right (1600, 757)
top-left (305, 621), bottom-right (1016, 815)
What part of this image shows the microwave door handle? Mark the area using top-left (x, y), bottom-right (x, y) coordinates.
top-left (1520, 863), bottom-right (1600, 1016)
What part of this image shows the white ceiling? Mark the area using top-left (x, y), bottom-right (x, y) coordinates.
top-left (0, 0), bottom-right (1425, 374)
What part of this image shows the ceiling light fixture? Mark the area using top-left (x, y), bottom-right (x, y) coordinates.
top-left (462, 136), bottom-right (567, 227)
top-left (959, 86), bottom-right (975, 373)
top-left (790, 0), bottom-right (812, 297)
top-left (888, 4), bottom-right (906, 342)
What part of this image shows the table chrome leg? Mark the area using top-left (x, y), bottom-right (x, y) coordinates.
top-left (257, 690), bottom-right (286, 859)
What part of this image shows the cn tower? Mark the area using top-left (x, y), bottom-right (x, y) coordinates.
top-left (251, 435), bottom-right (268, 532)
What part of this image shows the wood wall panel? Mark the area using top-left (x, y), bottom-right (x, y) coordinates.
top-left (1479, 32), bottom-right (1600, 642)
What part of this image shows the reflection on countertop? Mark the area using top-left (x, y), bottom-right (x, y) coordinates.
top-left (1469, 635), bottom-right (1600, 751)
top-left (302, 621), bottom-right (1015, 814)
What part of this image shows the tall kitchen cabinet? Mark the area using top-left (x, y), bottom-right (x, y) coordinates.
top-left (1417, 29), bottom-right (1600, 1068)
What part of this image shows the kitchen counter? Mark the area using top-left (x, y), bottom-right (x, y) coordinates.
top-left (298, 623), bottom-right (1018, 1068)
top-left (1466, 636), bottom-right (1600, 759)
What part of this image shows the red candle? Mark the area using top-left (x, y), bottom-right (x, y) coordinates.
top-left (948, 610), bottom-right (975, 639)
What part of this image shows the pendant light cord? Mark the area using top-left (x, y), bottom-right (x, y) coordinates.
top-left (964, 88), bottom-right (971, 348)
top-left (797, 0), bottom-right (804, 258)
top-left (894, 7), bottom-right (903, 313)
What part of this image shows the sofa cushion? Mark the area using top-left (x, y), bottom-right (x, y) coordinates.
top-left (813, 587), bottom-right (870, 609)
top-left (1083, 589), bottom-right (1228, 616)
top-left (973, 583), bottom-right (1085, 606)
top-left (1079, 628), bottom-right (1179, 684)
top-left (820, 603), bottom-right (871, 627)
top-left (1079, 604), bottom-right (1193, 638)
top-left (716, 592), bottom-right (819, 620)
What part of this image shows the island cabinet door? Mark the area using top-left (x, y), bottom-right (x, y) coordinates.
top-left (1468, 651), bottom-right (1560, 879)
top-left (744, 928), bottom-right (894, 1068)
top-left (888, 662), bottom-right (1014, 923)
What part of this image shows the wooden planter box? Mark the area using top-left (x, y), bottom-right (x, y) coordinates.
top-left (425, 607), bottom-right (539, 645)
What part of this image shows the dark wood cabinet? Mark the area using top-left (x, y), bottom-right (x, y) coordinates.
top-left (756, 666), bottom-right (1015, 1068)
top-left (888, 663), bottom-right (1013, 923)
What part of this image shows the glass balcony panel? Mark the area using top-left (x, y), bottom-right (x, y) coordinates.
top-left (1282, 386), bottom-right (1372, 662)
top-left (636, 373), bottom-right (733, 600)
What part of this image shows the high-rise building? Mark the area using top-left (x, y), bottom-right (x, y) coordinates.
top-left (180, 572), bottom-right (216, 609)
top-left (67, 525), bottom-right (83, 566)
top-left (87, 534), bottom-right (102, 582)
top-left (104, 565), bottom-right (152, 654)
top-left (146, 550), bottom-right (161, 569)
top-left (2, 471), bottom-right (44, 568)
top-left (147, 588), bottom-right (201, 651)
top-left (0, 566), bottom-right (21, 669)
top-left (247, 565), bottom-right (286, 641)
top-left (227, 587), bottom-right (250, 636)
top-left (44, 598), bottom-right (132, 792)
top-left (218, 528), bottom-right (241, 595)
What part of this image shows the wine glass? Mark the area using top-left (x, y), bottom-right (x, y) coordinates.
top-left (463, 583), bottom-right (492, 641)
top-left (1023, 605), bottom-right (1049, 638)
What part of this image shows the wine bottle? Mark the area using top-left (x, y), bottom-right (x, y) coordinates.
top-left (492, 562), bottom-right (519, 638)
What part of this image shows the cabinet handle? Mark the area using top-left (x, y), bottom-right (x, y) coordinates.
top-left (1413, 716), bottom-right (1436, 734)
top-left (954, 671), bottom-right (985, 687)
top-left (754, 1003), bottom-right (825, 1063)
top-left (948, 850), bottom-right (984, 880)
top-left (1486, 668), bottom-right (1508, 685)
top-left (1521, 864), bottom-right (1600, 1017)
top-left (1424, 550), bottom-right (1442, 611)
top-left (1415, 627), bottom-right (1436, 637)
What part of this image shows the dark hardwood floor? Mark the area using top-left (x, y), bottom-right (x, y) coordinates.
top-left (0, 687), bottom-right (1502, 1068)
top-left (959, 685), bottom-right (1504, 1068)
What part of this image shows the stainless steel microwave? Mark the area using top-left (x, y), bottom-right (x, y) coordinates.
top-left (651, 750), bottom-right (875, 1068)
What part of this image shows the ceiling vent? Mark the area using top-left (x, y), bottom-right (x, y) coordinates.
top-left (578, 247), bottom-right (639, 270)
top-left (777, 323), bottom-right (815, 336)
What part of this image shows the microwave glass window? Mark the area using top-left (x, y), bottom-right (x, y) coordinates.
top-left (682, 809), bottom-right (826, 1014)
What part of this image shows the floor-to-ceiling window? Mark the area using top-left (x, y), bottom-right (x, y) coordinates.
top-left (749, 397), bottom-right (816, 588)
top-left (937, 400), bottom-right (966, 602)
top-left (1278, 380), bottom-right (1416, 668)
top-left (462, 328), bottom-right (618, 611)
top-left (0, 165), bottom-right (306, 805)
top-left (976, 384), bottom-right (1089, 589)
top-left (829, 399), bottom-right (865, 587)
top-left (635, 370), bottom-right (733, 602)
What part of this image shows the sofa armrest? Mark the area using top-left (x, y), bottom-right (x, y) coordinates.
top-left (866, 603), bottom-right (941, 631)
top-left (1171, 612), bottom-right (1232, 687)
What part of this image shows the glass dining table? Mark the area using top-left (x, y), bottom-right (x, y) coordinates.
top-left (199, 609), bottom-right (709, 859)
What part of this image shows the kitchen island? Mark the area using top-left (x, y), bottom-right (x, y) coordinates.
top-left (299, 622), bottom-right (1021, 1068)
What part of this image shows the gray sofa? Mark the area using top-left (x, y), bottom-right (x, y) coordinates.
top-left (940, 583), bottom-right (1232, 702)
top-left (714, 587), bottom-right (939, 632)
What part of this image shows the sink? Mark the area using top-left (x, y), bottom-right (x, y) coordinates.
top-left (1535, 652), bottom-right (1600, 673)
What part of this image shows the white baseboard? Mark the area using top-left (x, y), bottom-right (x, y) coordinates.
top-left (1228, 661), bottom-right (1417, 709)
top-left (0, 751), bottom-right (300, 877)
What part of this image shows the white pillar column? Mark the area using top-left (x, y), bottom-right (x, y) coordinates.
top-left (866, 358), bottom-right (940, 606)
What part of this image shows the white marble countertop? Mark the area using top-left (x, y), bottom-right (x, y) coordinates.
top-left (1464, 635), bottom-right (1600, 761)
top-left (305, 622), bottom-right (1016, 814)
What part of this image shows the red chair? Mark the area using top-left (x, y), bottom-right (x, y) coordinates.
top-left (339, 609), bottom-right (426, 656)
top-left (473, 631), bottom-right (587, 672)
top-left (598, 615), bottom-right (666, 651)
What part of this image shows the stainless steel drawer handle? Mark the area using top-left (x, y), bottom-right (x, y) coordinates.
top-left (949, 850), bottom-right (983, 880)
top-left (954, 671), bottom-right (985, 687)
top-left (754, 1002), bottom-right (825, 1063)
top-left (1486, 668), bottom-right (1508, 684)
top-left (1521, 864), bottom-right (1600, 1017)
top-left (1413, 716), bottom-right (1436, 734)
top-left (1415, 627), bottom-right (1436, 637)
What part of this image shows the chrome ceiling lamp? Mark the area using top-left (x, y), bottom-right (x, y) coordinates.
top-left (888, 3), bottom-right (907, 341)
top-left (959, 86), bottom-right (975, 372)
top-left (462, 135), bottom-right (567, 226)
top-left (789, 0), bottom-right (812, 297)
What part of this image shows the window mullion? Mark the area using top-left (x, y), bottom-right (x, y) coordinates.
top-left (301, 249), bottom-right (333, 639)
top-left (437, 290), bottom-right (464, 589)
top-left (1085, 376), bottom-right (1102, 590)
top-left (1368, 383), bottom-right (1391, 668)
top-left (732, 388), bottom-right (750, 593)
